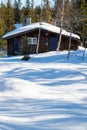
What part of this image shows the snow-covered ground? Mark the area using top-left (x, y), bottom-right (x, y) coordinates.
top-left (0, 47), bottom-right (87, 130)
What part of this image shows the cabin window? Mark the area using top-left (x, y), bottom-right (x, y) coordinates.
top-left (27, 37), bottom-right (37, 45)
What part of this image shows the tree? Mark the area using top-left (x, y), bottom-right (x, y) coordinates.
top-left (31, 0), bottom-right (34, 9)
top-left (34, 6), bottom-right (41, 22)
top-left (54, 0), bottom-right (62, 22)
top-left (21, 43), bottom-right (30, 60)
top-left (14, 0), bottom-right (21, 23)
top-left (0, 2), bottom-right (7, 48)
top-left (81, 0), bottom-right (87, 42)
top-left (18, 0), bottom-right (22, 9)
top-left (0, 16), bottom-right (5, 48)
top-left (24, 0), bottom-right (31, 17)
top-left (5, 0), bottom-right (14, 32)
top-left (70, 0), bottom-right (82, 31)
top-left (56, 0), bottom-right (65, 51)
top-left (26, 0), bottom-right (30, 8)
top-left (23, 0), bottom-right (34, 23)
top-left (42, 0), bottom-right (52, 23)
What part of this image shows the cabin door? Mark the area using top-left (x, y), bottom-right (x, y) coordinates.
top-left (49, 37), bottom-right (58, 51)
top-left (14, 37), bottom-right (20, 54)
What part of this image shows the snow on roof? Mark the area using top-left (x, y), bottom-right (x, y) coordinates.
top-left (14, 23), bottom-right (23, 29)
top-left (3, 22), bottom-right (80, 39)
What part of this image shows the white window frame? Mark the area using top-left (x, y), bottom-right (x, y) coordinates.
top-left (27, 37), bottom-right (37, 45)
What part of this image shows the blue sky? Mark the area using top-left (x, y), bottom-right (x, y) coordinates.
top-left (0, 0), bottom-right (53, 7)
top-left (22, 0), bottom-right (54, 7)
top-left (33, 0), bottom-right (53, 7)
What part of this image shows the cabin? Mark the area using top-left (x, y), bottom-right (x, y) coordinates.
top-left (3, 22), bottom-right (80, 56)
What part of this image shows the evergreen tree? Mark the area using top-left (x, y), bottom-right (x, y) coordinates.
top-left (31, 0), bottom-right (34, 9)
top-left (81, 0), bottom-right (87, 36)
top-left (31, 0), bottom-right (34, 22)
top-left (63, 0), bottom-right (71, 29)
top-left (42, 0), bottom-right (52, 23)
top-left (0, 2), bottom-right (6, 48)
top-left (26, 0), bottom-right (30, 8)
top-left (20, 7), bottom-right (26, 24)
top-left (5, 0), bottom-right (14, 32)
top-left (18, 0), bottom-right (22, 9)
top-left (24, 0), bottom-right (34, 23)
top-left (14, 0), bottom-right (21, 23)
top-left (34, 6), bottom-right (41, 22)
top-left (25, 0), bottom-right (31, 16)
top-left (54, 0), bottom-right (62, 21)
top-left (70, 0), bottom-right (82, 29)
top-left (70, 0), bottom-right (86, 43)
top-left (54, 0), bottom-right (82, 30)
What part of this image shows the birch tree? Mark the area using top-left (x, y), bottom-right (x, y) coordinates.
top-left (56, 0), bottom-right (65, 51)
top-left (36, 1), bottom-right (42, 54)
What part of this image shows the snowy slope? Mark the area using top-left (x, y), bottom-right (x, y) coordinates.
top-left (0, 47), bottom-right (87, 130)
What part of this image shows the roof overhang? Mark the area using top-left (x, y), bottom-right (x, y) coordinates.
top-left (3, 22), bottom-right (80, 40)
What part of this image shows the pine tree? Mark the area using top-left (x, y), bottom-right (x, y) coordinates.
top-left (70, 0), bottom-right (82, 30)
top-left (22, 0), bottom-right (34, 23)
top-left (63, 0), bottom-right (71, 29)
top-left (18, 0), bottom-right (22, 9)
top-left (54, 0), bottom-right (62, 22)
top-left (14, 0), bottom-right (21, 23)
top-left (26, 0), bottom-right (30, 8)
top-left (34, 6), bottom-right (41, 22)
top-left (24, 0), bottom-right (31, 16)
top-left (5, 0), bottom-right (14, 32)
top-left (0, 2), bottom-right (7, 48)
top-left (71, 0), bottom-right (87, 44)
top-left (31, 0), bottom-right (34, 9)
top-left (31, 0), bottom-right (34, 22)
top-left (42, 0), bottom-right (52, 23)
top-left (20, 7), bottom-right (25, 24)
top-left (81, 0), bottom-right (87, 41)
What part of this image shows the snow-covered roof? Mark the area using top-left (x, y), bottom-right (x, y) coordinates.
top-left (3, 22), bottom-right (80, 39)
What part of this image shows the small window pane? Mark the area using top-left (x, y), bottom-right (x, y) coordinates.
top-left (27, 37), bottom-right (37, 45)
top-left (33, 38), bottom-right (37, 44)
top-left (27, 38), bottom-right (32, 44)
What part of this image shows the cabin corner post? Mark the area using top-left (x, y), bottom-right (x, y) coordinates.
top-left (7, 39), bottom-right (9, 56)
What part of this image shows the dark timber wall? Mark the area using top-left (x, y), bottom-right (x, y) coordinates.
top-left (7, 29), bottom-right (79, 56)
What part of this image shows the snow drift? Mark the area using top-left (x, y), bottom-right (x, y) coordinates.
top-left (0, 47), bottom-right (87, 130)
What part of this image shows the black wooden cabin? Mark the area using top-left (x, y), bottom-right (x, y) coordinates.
top-left (3, 22), bottom-right (80, 56)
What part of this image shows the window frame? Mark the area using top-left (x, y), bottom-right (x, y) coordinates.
top-left (27, 37), bottom-right (37, 45)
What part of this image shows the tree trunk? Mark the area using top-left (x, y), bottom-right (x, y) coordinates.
top-left (56, 0), bottom-right (65, 52)
top-left (36, 23), bottom-right (41, 54)
top-left (67, 31), bottom-right (72, 60)
top-left (36, 2), bottom-right (42, 54)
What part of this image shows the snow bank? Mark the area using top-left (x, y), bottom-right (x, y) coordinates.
top-left (0, 47), bottom-right (87, 130)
